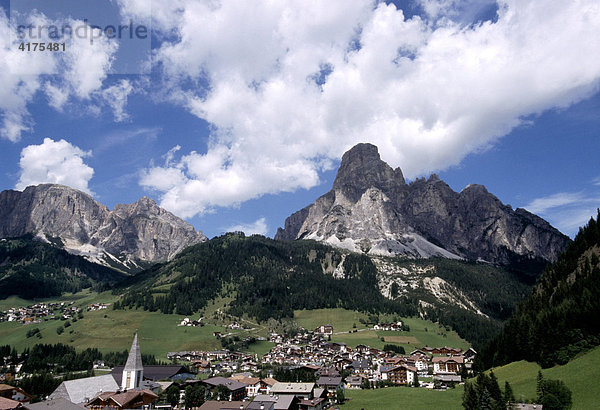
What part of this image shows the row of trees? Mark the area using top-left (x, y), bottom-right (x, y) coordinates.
top-left (462, 371), bottom-right (572, 410)
top-left (462, 372), bottom-right (514, 410)
top-left (8, 343), bottom-right (159, 373)
top-left (160, 383), bottom-right (233, 408)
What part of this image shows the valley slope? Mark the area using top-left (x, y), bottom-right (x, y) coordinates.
top-left (480, 211), bottom-right (600, 369)
top-left (0, 235), bottom-right (126, 299)
top-left (116, 233), bottom-right (530, 348)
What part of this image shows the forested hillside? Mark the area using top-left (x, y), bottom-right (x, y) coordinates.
top-left (115, 233), bottom-right (419, 321)
top-left (479, 210), bottom-right (600, 369)
top-left (0, 235), bottom-right (125, 299)
top-left (376, 257), bottom-right (533, 350)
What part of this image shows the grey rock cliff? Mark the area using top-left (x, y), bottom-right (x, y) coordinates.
top-left (0, 184), bottom-right (207, 266)
top-left (276, 143), bottom-right (569, 266)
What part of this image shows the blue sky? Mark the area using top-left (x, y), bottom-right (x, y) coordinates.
top-left (0, 0), bottom-right (598, 239)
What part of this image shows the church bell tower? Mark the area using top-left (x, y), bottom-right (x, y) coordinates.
top-left (122, 333), bottom-right (143, 390)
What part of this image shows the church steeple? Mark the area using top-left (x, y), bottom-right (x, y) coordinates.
top-left (122, 333), bottom-right (143, 390)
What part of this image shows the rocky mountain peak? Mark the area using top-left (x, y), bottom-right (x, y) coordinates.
top-left (0, 184), bottom-right (207, 269)
top-left (333, 143), bottom-right (405, 202)
top-left (114, 196), bottom-right (160, 216)
top-left (277, 144), bottom-right (570, 268)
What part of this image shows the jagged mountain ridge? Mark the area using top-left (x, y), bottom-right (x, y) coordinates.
top-left (276, 143), bottom-right (569, 268)
top-left (0, 184), bottom-right (207, 271)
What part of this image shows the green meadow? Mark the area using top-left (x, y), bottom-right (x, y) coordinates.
top-left (342, 386), bottom-right (464, 410)
top-left (294, 308), bottom-right (370, 332)
top-left (2, 301), bottom-right (468, 358)
top-left (308, 312), bottom-right (472, 352)
top-left (482, 345), bottom-right (600, 410)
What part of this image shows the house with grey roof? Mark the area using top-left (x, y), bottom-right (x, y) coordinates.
top-left (202, 377), bottom-right (247, 401)
top-left (24, 397), bottom-right (85, 409)
top-left (111, 365), bottom-right (188, 384)
top-left (316, 376), bottom-right (343, 392)
top-left (252, 394), bottom-right (297, 410)
top-left (48, 375), bottom-right (119, 405)
top-left (270, 383), bottom-right (315, 400)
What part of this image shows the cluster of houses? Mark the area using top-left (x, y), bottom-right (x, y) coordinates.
top-left (0, 302), bottom-right (81, 324)
top-left (0, 327), bottom-right (479, 410)
top-left (178, 317), bottom-right (204, 327)
top-left (87, 303), bottom-right (110, 311)
top-left (260, 326), bottom-right (475, 388)
top-left (372, 321), bottom-right (405, 331)
top-left (169, 325), bottom-right (475, 391)
top-left (167, 350), bottom-right (261, 375)
top-left (178, 317), bottom-right (248, 331)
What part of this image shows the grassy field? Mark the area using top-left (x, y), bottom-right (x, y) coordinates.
top-left (245, 340), bottom-right (275, 356)
top-left (342, 386), bottom-right (464, 410)
top-left (294, 308), bottom-right (370, 332)
top-left (4, 293), bottom-right (598, 409)
top-left (0, 289), bottom-right (280, 359)
top-left (483, 346), bottom-right (600, 410)
top-left (0, 308), bottom-right (227, 357)
top-left (1, 304), bottom-right (468, 359)
top-left (322, 314), bottom-right (470, 352)
top-left (0, 289), bottom-right (117, 311)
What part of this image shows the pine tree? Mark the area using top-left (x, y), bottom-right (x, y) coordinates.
top-left (462, 381), bottom-right (478, 410)
top-left (536, 370), bottom-right (544, 399)
top-left (504, 381), bottom-right (515, 405)
top-left (480, 387), bottom-right (493, 410)
top-left (488, 371), bottom-right (503, 405)
top-left (336, 387), bottom-right (345, 404)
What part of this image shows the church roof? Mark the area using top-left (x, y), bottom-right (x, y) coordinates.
top-left (124, 333), bottom-right (143, 372)
top-left (48, 375), bottom-right (119, 404)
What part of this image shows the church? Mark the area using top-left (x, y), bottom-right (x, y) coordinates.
top-left (47, 333), bottom-right (183, 408)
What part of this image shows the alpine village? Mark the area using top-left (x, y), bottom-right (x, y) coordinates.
top-left (0, 144), bottom-right (597, 410)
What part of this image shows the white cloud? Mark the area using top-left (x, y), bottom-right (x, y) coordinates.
top-left (550, 207), bottom-right (600, 239)
top-left (94, 127), bottom-right (160, 153)
top-left (45, 83), bottom-right (70, 112)
top-left (1, 10), bottom-right (129, 140)
top-left (101, 80), bottom-right (134, 122)
top-left (61, 18), bottom-right (119, 99)
top-left (225, 218), bottom-right (268, 236)
top-left (0, 11), bottom-right (57, 141)
top-left (417, 0), bottom-right (497, 23)
top-left (524, 192), bottom-right (588, 215)
top-left (122, 0), bottom-right (600, 219)
top-left (524, 191), bottom-right (600, 237)
top-left (16, 138), bottom-right (94, 194)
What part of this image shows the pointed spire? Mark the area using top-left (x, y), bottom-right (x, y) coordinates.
top-left (124, 333), bottom-right (143, 371)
